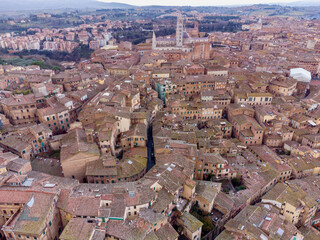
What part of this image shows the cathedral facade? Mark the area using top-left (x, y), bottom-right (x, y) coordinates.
top-left (152, 15), bottom-right (209, 53)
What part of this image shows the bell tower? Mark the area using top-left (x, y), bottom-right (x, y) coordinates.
top-left (176, 15), bottom-right (184, 47)
top-left (194, 21), bottom-right (199, 31)
top-left (152, 31), bottom-right (157, 49)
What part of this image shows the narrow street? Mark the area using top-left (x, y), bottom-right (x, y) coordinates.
top-left (147, 124), bottom-right (155, 171)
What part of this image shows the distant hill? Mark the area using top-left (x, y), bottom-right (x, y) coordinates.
top-left (1, 0), bottom-right (320, 12)
top-left (281, 1), bottom-right (320, 7)
top-left (0, 0), bottom-right (134, 11)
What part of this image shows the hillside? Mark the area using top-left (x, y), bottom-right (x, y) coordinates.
top-left (0, 0), bottom-right (134, 11)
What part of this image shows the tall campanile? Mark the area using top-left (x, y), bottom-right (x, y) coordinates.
top-left (176, 15), bottom-right (184, 47)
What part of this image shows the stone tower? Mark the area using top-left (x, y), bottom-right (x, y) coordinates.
top-left (152, 31), bottom-right (157, 49)
top-left (176, 15), bottom-right (184, 47)
top-left (194, 21), bottom-right (199, 31)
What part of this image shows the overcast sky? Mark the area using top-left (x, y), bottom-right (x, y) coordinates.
top-left (99, 0), bottom-right (315, 6)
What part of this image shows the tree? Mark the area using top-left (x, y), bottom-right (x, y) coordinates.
top-left (231, 177), bottom-right (241, 187)
top-left (0, 48), bottom-right (9, 54)
top-left (52, 65), bottom-right (61, 72)
top-left (207, 173), bottom-right (214, 181)
top-left (177, 226), bottom-right (183, 234)
top-left (235, 185), bottom-right (246, 191)
top-left (31, 60), bottom-right (45, 68)
top-left (203, 216), bottom-right (214, 234)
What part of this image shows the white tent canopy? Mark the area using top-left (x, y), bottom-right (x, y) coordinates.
top-left (290, 68), bottom-right (311, 83)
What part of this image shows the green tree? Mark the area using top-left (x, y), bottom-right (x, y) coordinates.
top-left (31, 60), bottom-right (45, 68)
top-left (207, 173), bottom-right (214, 181)
top-left (203, 216), bottom-right (214, 234)
top-left (231, 177), bottom-right (241, 187)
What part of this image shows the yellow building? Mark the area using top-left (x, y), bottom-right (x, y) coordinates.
top-left (269, 78), bottom-right (297, 96)
top-left (261, 183), bottom-right (317, 226)
top-left (182, 179), bottom-right (196, 200)
top-left (152, 71), bottom-right (170, 79)
top-left (60, 218), bottom-right (98, 240)
top-left (0, 166), bottom-right (7, 175)
top-left (60, 128), bottom-right (100, 182)
top-left (2, 192), bottom-right (60, 240)
top-left (177, 212), bottom-right (203, 240)
top-left (120, 124), bottom-right (147, 151)
top-left (194, 181), bottom-right (221, 213)
top-left (107, 66), bottom-right (129, 77)
top-left (0, 190), bottom-right (29, 224)
top-left (234, 92), bottom-right (273, 106)
top-left (288, 155), bottom-right (320, 179)
top-left (195, 153), bottom-right (237, 180)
